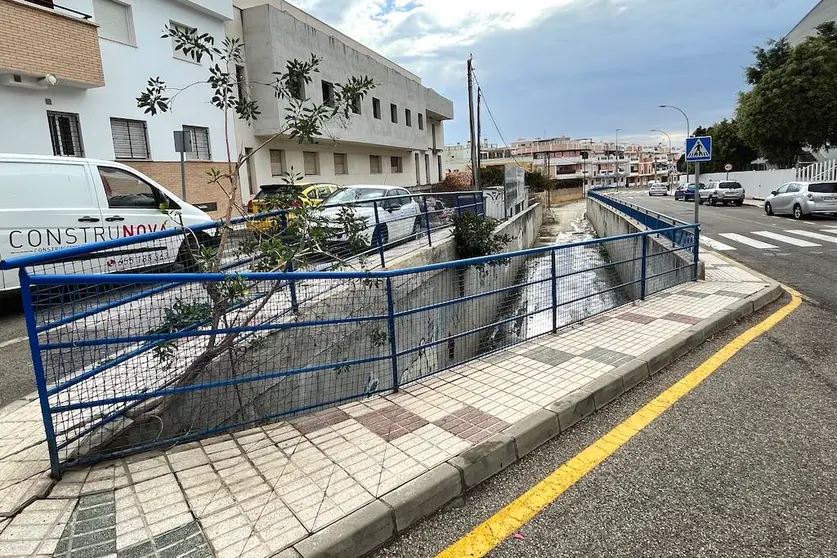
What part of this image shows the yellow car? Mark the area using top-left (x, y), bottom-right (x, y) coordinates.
top-left (246, 183), bottom-right (340, 231)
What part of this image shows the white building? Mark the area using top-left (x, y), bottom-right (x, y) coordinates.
top-left (0, 0), bottom-right (236, 215)
top-left (229, 0), bottom-right (454, 200)
top-left (787, 0), bottom-right (837, 45)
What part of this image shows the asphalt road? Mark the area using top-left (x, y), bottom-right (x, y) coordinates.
top-left (373, 295), bottom-right (837, 557)
top-left (614, 191), bottom-right (837, 310)
top-left (0, 293), bottom-right (34, 407)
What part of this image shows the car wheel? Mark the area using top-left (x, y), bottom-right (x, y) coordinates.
top-left (412, 217), bottom-right (424, 240)
top-left (735, 199), bottom-right (743, 206)
top-left (793, 204), bottom-right (804, 220)
top-left (709, 196), bottom-right (716, 206)
top-left (765, 202), bottom-right (774, 216)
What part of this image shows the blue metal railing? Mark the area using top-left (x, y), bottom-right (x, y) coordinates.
top-left (3, 195), bottom-right (697, 476)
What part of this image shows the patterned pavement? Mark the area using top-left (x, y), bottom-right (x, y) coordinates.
top-left (0, 254), bottom-right (771, 557)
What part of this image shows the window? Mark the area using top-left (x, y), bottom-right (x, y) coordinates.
top-left (351, 97), bottom-right (361, 115)
top-left (303, 152), bottom-right (319, 176)
top-left (47, 111), bottom-right (84, 157)
top-left (321, 81), bottom-right (335, 107)
top-left (437, 155), bottom-right (442, 182)
top-left (372, 98), bottom-right (381, 119)
top-left (787, 183), bottom-right (801, 193)
top-left (776, 184), bottom-right (790, 194)
top-left (418, 113), bottom-right (424, 130)
top-left (93, 0), bottom-right (135, 45)
top-left (390, 103), bottom-right (398, 124)
top-left (269, 149), bottom-right (285, 176)
top-left (316, 186), bottom-right (332, 199)
top-left (405, 109), bottom-right (412, 127)
top-left (235, 65), bottom-right (247, 101)
top-left (170, 21), bottom-right (197, 62)
top-left (808, 183), bottom-right (837, 194)
top-left (110, 118), bottom-right (149, 159)
top-left (289, 75), bottom-right (305, 100)
top-left (424, 154), bottom-right (430, 185)
top-left (333, 153), bottom-right (348, 175)
top-left (182, 125), bottom-right (211, 160)
top-left (99, 167), bottom-right (158, 209)
top-left (370, 155), bottom-right (382, 174)
top-left (390, 156), bottom-right (402, 174)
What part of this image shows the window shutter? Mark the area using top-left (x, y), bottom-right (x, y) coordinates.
top-left (110, 119), bottom-right (149, 159)
top-left (93, 0), bottom-right (132, 44)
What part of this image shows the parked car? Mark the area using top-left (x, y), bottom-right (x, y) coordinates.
top-left (674, 183), bottom-right (705, 201)
top-left (702, 180), bottom-right (745, 206)
top-left (648, 181), bottom-right (669, 196)
top-left (764, 181), bottom-right (837, 219)
top-left (0, 154), bottom-right (214, 292)
top-left (246, 182), bottom-right (341, 232)
top-left (320, 185), bottom-right (422, 247)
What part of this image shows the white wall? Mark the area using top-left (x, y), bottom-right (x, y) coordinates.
top-left (0, 0), bottom-right (234, 163)
top-left (679, 168), bottom-right (797, 199)
top-left (238, 3), bottom-right (452, 149)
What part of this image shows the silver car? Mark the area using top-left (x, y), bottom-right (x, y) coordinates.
top-left (702, 180), bottom-right (745, 206)
top-left (764, 181), bottom-right (837, 219)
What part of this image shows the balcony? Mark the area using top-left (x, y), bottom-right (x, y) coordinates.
top-left (0, 0), bottom-right (104, 88)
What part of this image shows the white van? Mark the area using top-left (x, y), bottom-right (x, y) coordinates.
top-left (0, 154), bottom-right (214, 292)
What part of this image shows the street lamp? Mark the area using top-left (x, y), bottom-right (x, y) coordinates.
top-left (659, 104), bottom-right (697, 223)
top-left (651, 128), bottom-right (673, 189)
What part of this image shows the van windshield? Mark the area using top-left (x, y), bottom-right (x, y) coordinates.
top-left (808, 183), bottom-right (837, 194)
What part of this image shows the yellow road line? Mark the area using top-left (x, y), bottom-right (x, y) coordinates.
top-left (438, 287), bottom-right (802, 558)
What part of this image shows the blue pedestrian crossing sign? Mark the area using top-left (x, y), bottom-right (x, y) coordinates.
top-left (685, 136), bottom-right (712, 162)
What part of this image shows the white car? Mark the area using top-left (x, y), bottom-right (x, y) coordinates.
top-left (0, 154), bottom-right (214, 292)
top-left (648, 181), bottom-right (669, 196)
top-left (320, 185), bottom-right (421, 246)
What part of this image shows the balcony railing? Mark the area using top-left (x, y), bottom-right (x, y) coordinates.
top-left (0, 0), bottom-right (104, 87)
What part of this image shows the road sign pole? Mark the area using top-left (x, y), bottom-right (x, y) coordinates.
top-left (694, 161), bottom-right (700, 224)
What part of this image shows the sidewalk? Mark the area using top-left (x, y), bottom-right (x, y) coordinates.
top-left (0, 252), bottom-right (779, 558)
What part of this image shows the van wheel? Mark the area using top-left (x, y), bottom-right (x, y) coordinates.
top-left (793, 204), bottom-right (804, 220)
top-left (174, 232), bottom-right (211, 272)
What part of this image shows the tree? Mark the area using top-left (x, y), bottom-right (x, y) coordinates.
top-left (127, 27), bottom-right (376, 423)
top-left (687, 119), bottom-right (759, 173)
top-left (737, 23), bottom-right (837, 167)
top-left (480, 166), bottom-right (505, 187)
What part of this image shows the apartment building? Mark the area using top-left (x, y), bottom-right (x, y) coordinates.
top-left (229, 0), bottom-right (453, 199)
top-left (0, 0), bottom-right (236, 215)
top-left (515, 137), bottom-right (677, 189)
top-left (441, 140), bottom-right (533, 174)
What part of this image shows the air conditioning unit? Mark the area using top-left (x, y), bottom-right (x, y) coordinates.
top-left (0, 73), bottom-right (55, 90)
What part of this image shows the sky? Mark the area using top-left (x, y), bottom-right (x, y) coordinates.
top-left (290, 0), bottom-right (815, 148)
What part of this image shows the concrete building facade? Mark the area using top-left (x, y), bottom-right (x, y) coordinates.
top-left (787, 0), bottom-right (837, 45)
top-left (0, 0), bottom-right (236, 215)
top-left (229, 0), bottom-right (453, 200)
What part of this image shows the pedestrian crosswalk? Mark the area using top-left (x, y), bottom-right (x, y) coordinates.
top-left (701, 228), bottom-right (837, 251)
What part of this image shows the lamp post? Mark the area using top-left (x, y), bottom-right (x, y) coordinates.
top-left (659, 104), bottom-right (697, 222)
top-left (651, 128), bottom-right (673, 190)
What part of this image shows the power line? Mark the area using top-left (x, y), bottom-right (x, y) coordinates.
top-left (472, 71), bottom-right (526, 169)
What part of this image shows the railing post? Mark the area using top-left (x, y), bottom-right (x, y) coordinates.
top-left (280, 213), bottom-right (299, 311)
top-left (455, 195), bottom-right (463, 217)
top-left (19, 268), bottom-right (62, 479)
top-left (640, 233), bottom-right (648, 300)
top-left (385, 278), bottom-right (399, 393)
top-left (471, 192), bottom-right (478, 215)
top-left (693, 225), bottom-right (700, 281)
top-left (550, 249), bottom-right (558, 334)
top-left (422, 195), bottom-right (432, 246)
top-left (373, 201), bottom-right (386, 268)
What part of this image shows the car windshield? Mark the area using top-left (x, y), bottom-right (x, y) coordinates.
top-left (808, 183), bottom-right (837, 194)
top-left (719, 182), bottom-right (742, 189)
top-left (326, 187), bottom-right (388, 204)
top-left (255, 185), bottom-right (304, 199)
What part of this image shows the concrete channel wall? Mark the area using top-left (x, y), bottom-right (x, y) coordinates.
top-left (109, 204), bottom-right (544, 448)
top-left (586, 196), bottom-right (697, 300)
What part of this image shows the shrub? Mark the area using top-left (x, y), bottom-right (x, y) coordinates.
top-left (452, 212), bottom-right (512, 260)
top-left (479, 166), bottom-right (505, 187)
top-left (525, 170), bottom-right (550, 191)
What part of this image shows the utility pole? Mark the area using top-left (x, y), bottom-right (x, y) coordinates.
top-left (467, 55), bottom-right (478, 189)
top-left (476, 86), bottom-right (482, 190)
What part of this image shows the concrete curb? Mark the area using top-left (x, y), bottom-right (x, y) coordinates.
top-left (284, 281), bottom-right (784, 558)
